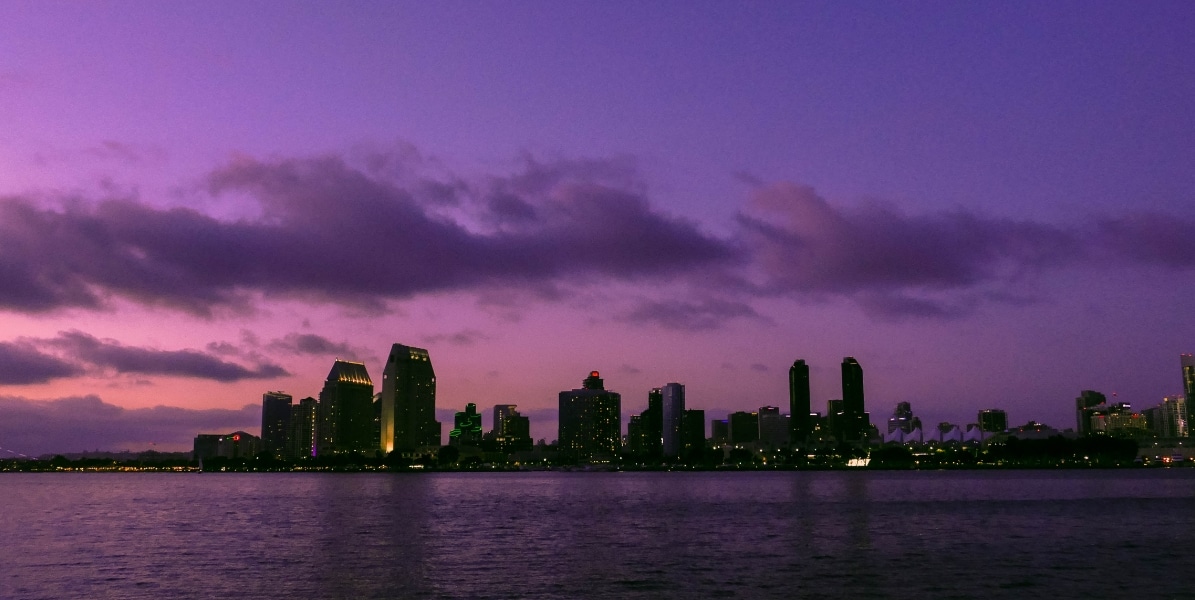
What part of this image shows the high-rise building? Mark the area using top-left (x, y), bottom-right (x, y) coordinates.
top-left (449, 403), bottom-right (483, 447)
top-left (493, 406), bottom-right (532, 453)
top-left (758, 406), bottom-right (789, 447)
top-left (710, 419), bottom-right (729, 445)
top-left (1154, 395), bottom-right (1188, 438)
top-left (661, 383), bottom-right (685, 457)
top-left (493, 405), bottom-right (517, 437)
top-left (261, 391), bottom-right (293, 459)
top-left (1075, 390), bottom-right (1107, 436)
top-left (642, 388), bottom-right (663, 458)
top-left (1182, 354), bottom-right (1195, 438)
top-left (728, 411), bottom-right (759, 445)
top-left (288, 397), bottom-right (318, 459)
top-left (840, 357), bottom-right (869, 441)
top-left (681, 409), bottom-right (705, 460)
top-left (558, 371), bottom-right (622, 460)
top-left (380, 343), bottom-right (439, 454)
top-left (789, 360), bottom-right (811, 445)
top-left (978, 409), bottom-right (1008, 433)
top-left (889, 401), bottom-right (912, 432)
top-left (317, 360), bottom-right (375, 455)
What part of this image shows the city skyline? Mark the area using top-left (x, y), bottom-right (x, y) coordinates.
top-left (2, 4), bottom-right (1195, 455)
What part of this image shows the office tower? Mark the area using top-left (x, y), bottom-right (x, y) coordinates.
top-left (627, 415), bottom-right (646, 454)
top-left (1075, 390), bottom-right (1107, 435)
top-left (1183, 354), bottom-right (1195, 438)
top-left (1155, 395), bottom-right (1188, 438)
top-left (758, 406), bottom-right (788, 447)
top-left (261, 391), bottom-right (293, 459)
top-left (728, 411), bottom-right (759, 445)
top-left (710, 419), bottom-right (729, 445)
top-left (493, 405), bottom-right (517, 437)
top-left (637, 388), bottom-right (664, 459)
top-left (681, 409), bottom-right (705, 460)
top-left (288, 397), bottom-right (318, 459)
top-left (888, 402), bottom-right (915, 434)
top-left (495, 407), bottom-right (532, 453)
top-left (558, 371), bottom-right (622, 460)
top-left (978, 409), bottom-right (1008, 433)
top-left (661, 383), bottom-right (685, 457)
top-left (380, 343), bottom-right (439, 454)
top-left (841, 357), bottom-right (868, 441)
top-left (449, 403), bottom-right (483, 447)
top-left (789, 360), bottom-right (811, 445)
top-left (317, 359), bottom-right (375, 455)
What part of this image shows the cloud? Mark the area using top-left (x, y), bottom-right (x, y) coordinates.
top-left (737, 183), bottom-right (1085, 316)
top-left (0, 395), bottom-right (259, 456)
top-left (267, 333), bottom-right (370, 361)
top-left (0, 342), bottom-right (83, 384)
top-left (0, 153), bottom-right (736, 316)
top-left (1096, 213), bottom-right (1195, 268)
top-left (421, 329), bottom-right (489, 347)
top-left (750, 363), bottom-right (769, 372)
top-left (42, 331), bottom-right (288, 382)
top-left (623, 299), bottom-right (769, 331)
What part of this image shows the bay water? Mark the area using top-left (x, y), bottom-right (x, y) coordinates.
top-left (2, 470), bottom-right (1194, 599)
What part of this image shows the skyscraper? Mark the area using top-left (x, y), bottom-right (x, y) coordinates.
top-left (1183, 354), bottom-right (1195, 438)
top-left (288, 397), bottom-right (318, 459)
top-left (558, 371), bottom-right (621, 460)
top-left (449, 403), bottom-right (483, 447)
top-left (978, 409), bottom-right (1008, 433)
top-left (661, 382), bottom-right (685, 457)
top-left (758, 406), bottom-right (788, 447)
top-left (493, 405), bottom-right (517, 438)
top-left (380, 343), bottom-right (438, 454)
top-left (1075, 390), bottom-right (1107, 435)
top-left (840, 357), bottom-right (868, 441)
top-left (493, 406), bottom-right (532, 453)
top-left (261, 391), bottom-right (293, 459)
top-left (681, 409), bottom-right (705, 460)
top-left (317, 360), bottom-right (375, 455)
top-left (789, 359), bottom-right (811, 446)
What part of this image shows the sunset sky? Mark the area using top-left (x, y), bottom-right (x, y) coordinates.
top-left (2, 2), bottom-right (1193, 455)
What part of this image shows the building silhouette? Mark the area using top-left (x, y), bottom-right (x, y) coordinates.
top-left (558, 371), bottom-right (621, 460)
top-left (625, 388), bottom-right (664, 458)
top-left (887, 402), bottom-right (920, 434)
top-left (758, 406), bottom-right (789, 447)
top-left (380, 343), bottom-right (439, 454)
top-left (449, 403), bottom-right (483, 447)
top-left (728, 411), bottom-right (759, 445)
top-left (789, 359), bottom-right (811, 445)
top-left (978, 409), bottom-right (1008, 433)
top-left (288, 397), bottom-right (318, 459)
top-left (193, 431), bottom-right (261, 461)
top-left (492, 405), bottom-right (532, 453)
top-left (261, 391), bottom-right (292, 459)
top-left (317, 359), bottom-right (375, 455)
top-left (681, 409), bottom-right (705, 460)
top-left (710, 419), bottom-right (729, 445)
top-left (661, 382), bottom-right (685, 457)
top-left (1183, 354), bottom-right (1195, 438)
top-left (1075, 390), bottom-right (1108, 436)
top-left (840, 357), bottom-right (869, 441)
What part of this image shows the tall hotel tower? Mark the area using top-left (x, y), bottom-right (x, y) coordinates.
top-left (261, 391), bottom-right (293, 459)
top-left (661, 382), bottom-right (686, 457)
top-left (380, 343), bottom-right (439, 454)
top-left (317, 360), bottom-right (375, 455)
top-left (789, 360), bottom-right (811, 445)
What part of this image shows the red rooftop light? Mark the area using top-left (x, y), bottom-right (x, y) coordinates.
top-left (590, 371), bottom-right (600, 377)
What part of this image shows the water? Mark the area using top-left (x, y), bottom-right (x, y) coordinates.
top-left (2, 470), bottom-right (1194, 599)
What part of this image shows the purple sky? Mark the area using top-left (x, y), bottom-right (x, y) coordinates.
top-left (2, 2), bottom-right (1194, 455)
